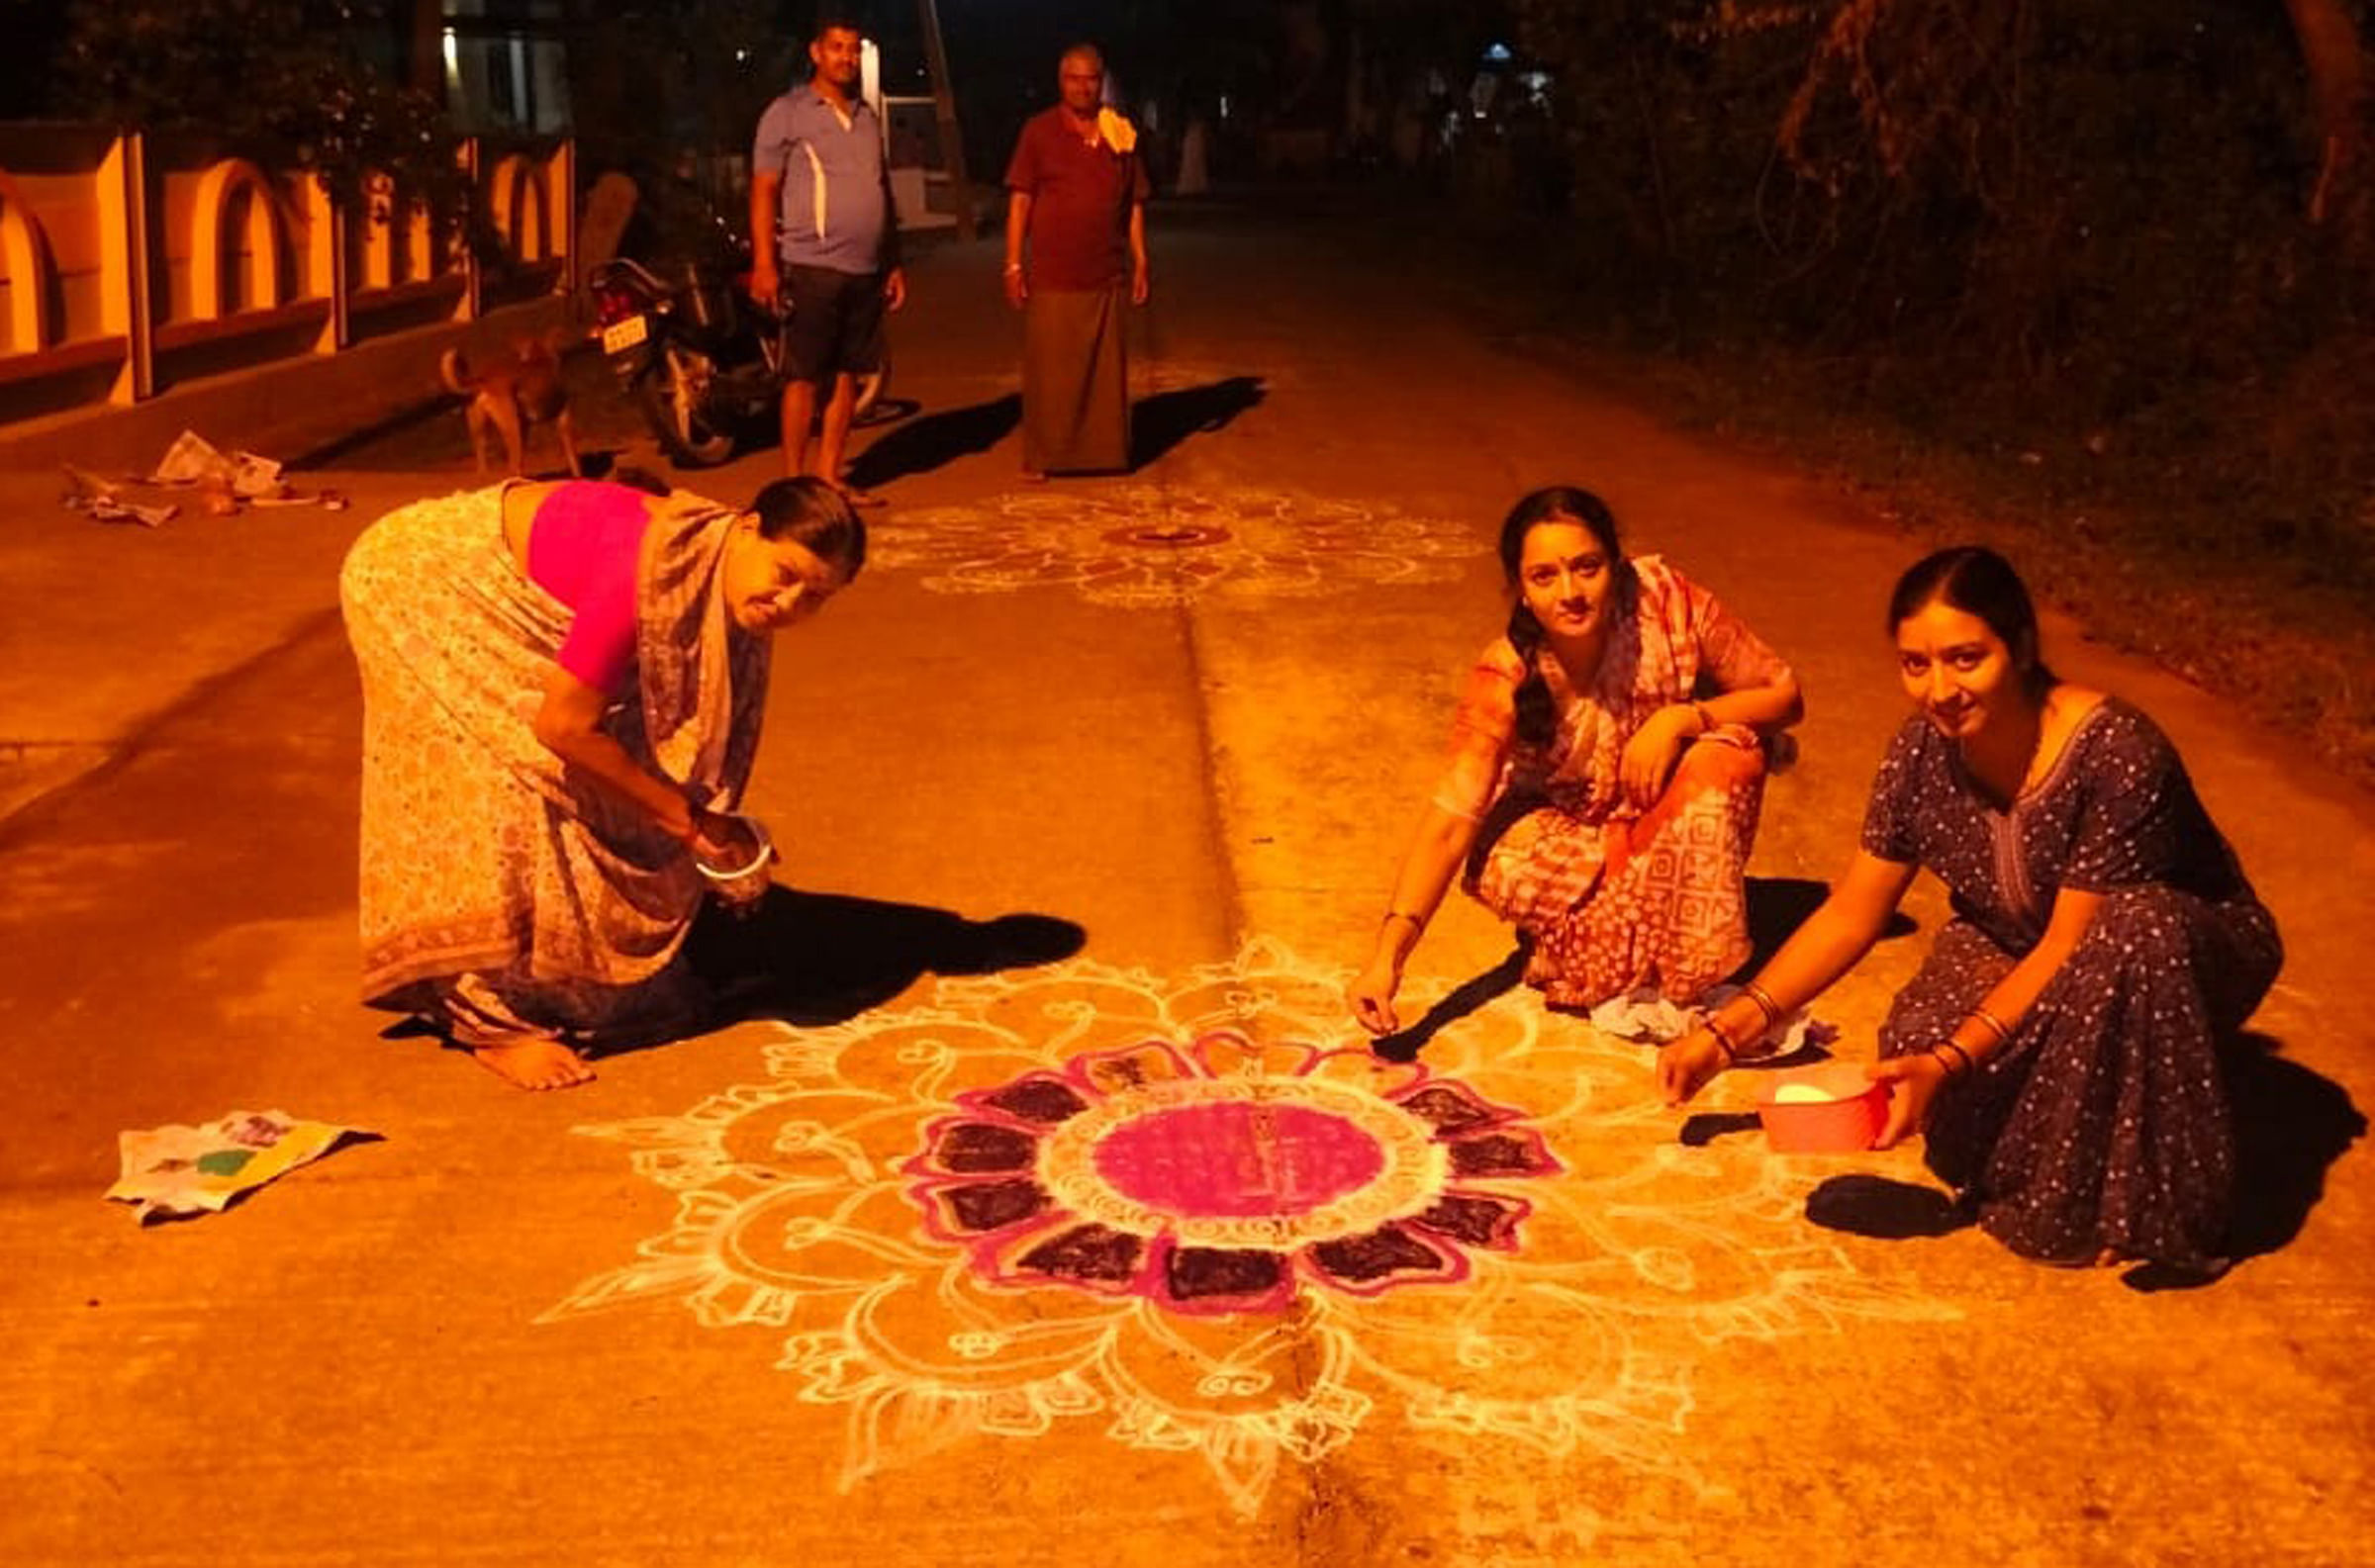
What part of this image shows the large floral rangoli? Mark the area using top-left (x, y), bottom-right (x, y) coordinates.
top-left (906, 1034), bottom-right (1559, 1316)
top-left (547, 939), bottom-right (1948, 1515)
top-left (867, 486), bottom-right (1482, 605)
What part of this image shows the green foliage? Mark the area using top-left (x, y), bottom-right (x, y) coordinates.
top-left (50, 0), bottom-right (466, 218)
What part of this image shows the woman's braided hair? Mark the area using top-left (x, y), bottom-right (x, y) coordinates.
top-left (1496, 487), bottom-right (1635, 748)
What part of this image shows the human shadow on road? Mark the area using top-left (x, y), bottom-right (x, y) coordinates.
top-left (683, 883), bottom-right (1086, 1030)
top-left (2190, 1031), bottom-right (2364, 1278)
top-left (1743, 876), bottom-right (1917, 974)
top-left (1803, 1174), bottom-right (1971, 1238)
top-left (1130, 375), bottom-right (1266, 469)
top-left (1678, 1111), bottom-right (1765, 1148)
top-left (844, 395), bottom-right (1020, 490)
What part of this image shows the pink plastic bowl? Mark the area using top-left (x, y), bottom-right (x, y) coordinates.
top-left (1758, 1061), bottom-right (1890, 1153)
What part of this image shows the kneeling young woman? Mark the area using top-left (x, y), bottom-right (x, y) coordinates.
top-left (1658, 546), bottom-right (2281, 1274)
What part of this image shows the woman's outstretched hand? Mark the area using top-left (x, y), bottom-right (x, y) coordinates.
top-left (1347, 959), bottom-right (1403, 1036)
top-left (1867, 1052), bottom-right (1948, 1147)
top-left (1655, 1026), bottom-right (1730, 1106)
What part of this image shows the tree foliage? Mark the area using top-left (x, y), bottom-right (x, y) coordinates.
top-left (1511, 0), bottom-right (2375, 579)
top-left (563, 0), bottom-right (783, 182)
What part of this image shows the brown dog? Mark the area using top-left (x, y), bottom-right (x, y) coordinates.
top-left (439, 335), bottom-right (582, 478)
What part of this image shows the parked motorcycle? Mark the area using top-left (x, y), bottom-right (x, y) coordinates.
top-left (588, 253), bottom-right (774, 468)
top-left (588, 247), bottom-right (892, 470)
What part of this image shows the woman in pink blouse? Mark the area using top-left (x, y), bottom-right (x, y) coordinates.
top-left (1349, 487), bottom-right (1804, 1040)
top-left (341, 476), bottom-right (862, 1091)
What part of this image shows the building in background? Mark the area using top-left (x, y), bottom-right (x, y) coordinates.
top-left (437, 0), bottom-right (573, 137)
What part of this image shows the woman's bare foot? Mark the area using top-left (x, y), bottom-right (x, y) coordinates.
top-left (470, 1039), bottom-right (596, 1090)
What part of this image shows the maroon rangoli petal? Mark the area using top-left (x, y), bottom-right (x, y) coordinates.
top-left (1393, 1080), bottom-right (1509, 1136)
top-left (1406, 1191), bottom-right (1530, 1250)
top-left (931, 1121), bottom-right (1038, 1174)
top-left (1017, 1224), bottom-right (1146, 1286)
top-left (1077, 1039), bottom-right (1198, 1096)
top-left (935, 1177), bottom-right (1051, 1234)
top-left (982, 1077), bottom-right (1089, 1126)
top-left (1446, 1126), bottom-right (1563, 1178)
top-left (1305, 1223), bottom-right (1454, 1286)
top-left (1164, 1245), bottom-right (1286, 1304)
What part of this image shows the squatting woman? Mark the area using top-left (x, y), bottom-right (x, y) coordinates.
top-left (1657, 546), bottom-right (2280, 1274)
top-left (1349, 486), bottom-right (1804, 1034)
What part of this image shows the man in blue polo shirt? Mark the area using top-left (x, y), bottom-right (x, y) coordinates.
top-left (750, 14), bottom-right (906, 502)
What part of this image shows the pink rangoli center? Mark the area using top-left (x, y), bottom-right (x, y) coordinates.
top-left (1092, 1102), bottom-right (1385, 1219)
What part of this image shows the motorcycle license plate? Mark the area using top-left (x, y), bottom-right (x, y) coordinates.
top-left (601, 314), bottom-right (649, 354)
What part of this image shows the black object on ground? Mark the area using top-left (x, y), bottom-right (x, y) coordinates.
top-left (1805, 1174), bottom-right (1972, 1240)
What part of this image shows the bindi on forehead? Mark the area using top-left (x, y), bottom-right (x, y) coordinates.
top-left (1521, 537), bottom-right (1603, 568)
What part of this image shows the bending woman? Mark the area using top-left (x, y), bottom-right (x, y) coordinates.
top-left (339, 475), bottom-right (863, 1090)
top-left (1657, 547), bottom-right (2280, 1274)
top-left (1350, 487), bottom-right (1804, 1034)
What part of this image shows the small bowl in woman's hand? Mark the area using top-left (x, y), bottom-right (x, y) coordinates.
top-left (1758, 1061), bottom-right (1890, 1153)
top-left (694, 813), bottom-right (775, 904)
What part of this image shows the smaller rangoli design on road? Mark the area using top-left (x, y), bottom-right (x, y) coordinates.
top-left (869, 486), bottom-right (1482, 605)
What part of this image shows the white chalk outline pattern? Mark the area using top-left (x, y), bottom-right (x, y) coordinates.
top-left (868, 486), bottom-right (1483, 606)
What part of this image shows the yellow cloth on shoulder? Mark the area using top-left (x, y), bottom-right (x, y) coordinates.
top-left (1096, 107), bottom-right (1137, 154)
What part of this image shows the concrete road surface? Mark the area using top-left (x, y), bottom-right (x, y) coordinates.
top-left (3, 199), bottom-right (2369, 1567)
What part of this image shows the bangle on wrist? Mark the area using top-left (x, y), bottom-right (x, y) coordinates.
top-left (1381, 910), bottom-right (1424, 932)
top-left (1692, 700), bottom-right (1715, 735)
top-left (1930, 1041), bottom-right (1974, 1078)
top-left (1966, 1006), bottom-right (2013, 1050)
top-left (1741, 981), bottom-right (1782, 1029)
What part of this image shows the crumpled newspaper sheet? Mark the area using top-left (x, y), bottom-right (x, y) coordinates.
top-left (58, 432), bottom-right (347, 527)
top-left (1589, 983), bottom-right (1839, 1057)
top-left (107, 1110), bottom-right (376, 1223)
top-left (60, 465), bottom-right (176, 527)
top-left (148, 429), bottom-right (288, 499)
